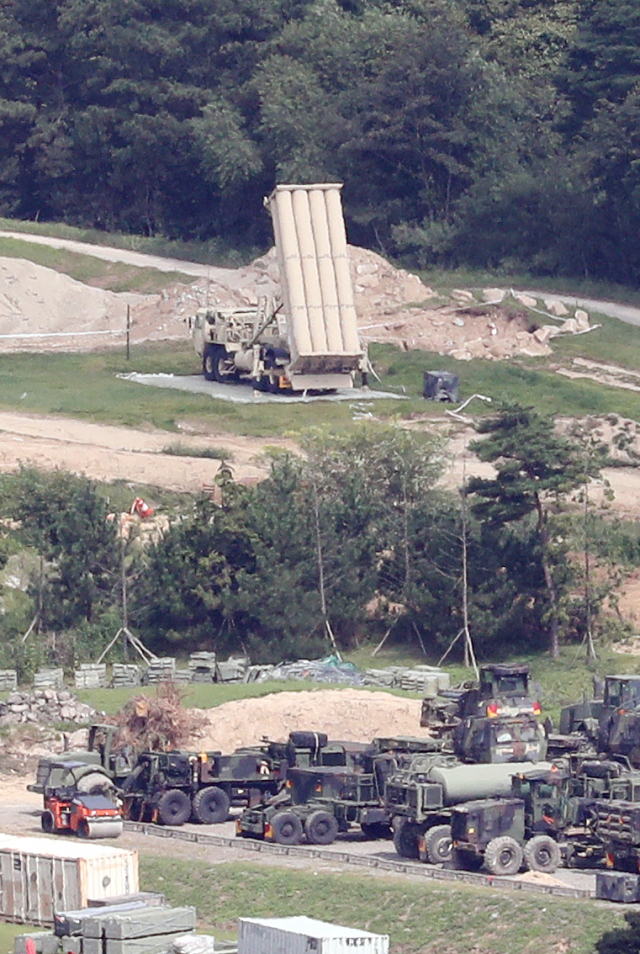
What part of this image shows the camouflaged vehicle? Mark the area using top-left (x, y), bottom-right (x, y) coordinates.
top-left (552, 675), bottom-right (640, 765)
top-left (236, 743), bottom-right (395, 845)
top-left (420, 664), bottom-right (546, 764)
top-left (30, 723), bottom-right (135, 794)
top-left (120, 730), bottom-right (352, 826)
top-left (449, 758), bottom-right (640, 875)
top-left (385, 754), bottom-right (541, 863)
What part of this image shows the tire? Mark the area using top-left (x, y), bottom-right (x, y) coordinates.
top-left (76, 820), bottom-right (90, 839)
top-left (484, 836), bottom-right (524, 876)
top-left (288, 731), bottom-right (328, 749)
top-left (524, 835), bottom-right (561, 873)
top-left (304, 810), bottom-right (339, 845)
top-left (192, 786), bottom-right (230, 825)
top-left (424, 824), bottom-right (453, 865)
top-left (452, 848), bottom-right (483, 871)
top-left (361, 822), bottom-right (391, 840)
top-left (156, 788), bottom-right (192, 826)
top-left (211, 346), bottom-right (235, 384)
top-left (203, 346), bottom-right (217, 381)
top-left (393, 818), bottom-right (420, 860)
top-left (41, 810), bottom-right (56, 834)
top-left (270, 811), bottom-right (304, 846)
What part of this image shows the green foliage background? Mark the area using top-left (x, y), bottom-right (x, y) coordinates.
top-left (1, 0), bottom-right (640, 283)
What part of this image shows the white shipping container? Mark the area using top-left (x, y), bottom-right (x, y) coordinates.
top-left (238, 917), bottom-right (389, 954)
top-left (0, 834), bottom-right (139, 925)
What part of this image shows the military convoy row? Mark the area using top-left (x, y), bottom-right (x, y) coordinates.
top-left (28, 664), bottom-right (640, 881)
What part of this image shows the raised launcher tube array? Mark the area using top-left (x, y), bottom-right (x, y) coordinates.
top-left (266, 183), bottom-right (364, 390)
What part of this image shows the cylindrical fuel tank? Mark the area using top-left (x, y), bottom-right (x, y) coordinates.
top-left (428, 761), bottom-right (552, 805)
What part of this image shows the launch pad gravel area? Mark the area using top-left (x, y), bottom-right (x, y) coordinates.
top-left (121, 374), bottom-right (407, 404)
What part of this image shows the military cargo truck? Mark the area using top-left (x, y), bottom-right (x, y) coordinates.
top-left (449, 758), bottom-right (640, 875)
top-left (191, 184), bottom-right (365, 393)
top-left (121, 732), bottom-right (369, 826)
top-left (385, 755), bottom-right (542, 863)
top-left (420, 664), bottom-right (546, 764)
top-left (237, 748), bottom-right (394, 845)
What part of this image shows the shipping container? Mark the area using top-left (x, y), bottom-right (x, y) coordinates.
top-left (0, 834), bottom-right (138, 924)
top-left (238, 917), bottom-right (389, 954)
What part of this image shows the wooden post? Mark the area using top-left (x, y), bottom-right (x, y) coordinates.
top-left (126, 305), bottom-right (131, 361)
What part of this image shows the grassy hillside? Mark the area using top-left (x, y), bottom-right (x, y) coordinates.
top-left (140, 854), bottom-right (619, 954)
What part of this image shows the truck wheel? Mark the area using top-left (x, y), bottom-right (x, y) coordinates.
top-left (271, 811), bottom-right (304, 846)
top-left (211, 346), bottom-right (236, 383)
top-left (484, 836), bottom-right (524, 876)
top-left (304, 811), bottom-right (339, 845)
top-left (192, 786), bottom-right (230, 825)
top-left (424, 825), bottom-right (453, 864)
top-left (393, 818), bottom-right (420, 860)
top-left (157, 789), bottom-right (192, 826)
top-left (203, 346), bottom-right (217, 381)
top-left (41, 811), bottom-right (56, 834)
top-left (452, 849), bottom-right (483, 871)
top-left (524, 835), bottom-right (561, 873)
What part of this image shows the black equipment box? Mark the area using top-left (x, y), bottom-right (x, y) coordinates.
top-left (596, 871), bottom-right (640, 903)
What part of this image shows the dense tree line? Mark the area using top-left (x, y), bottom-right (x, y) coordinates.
top-left (0, 413), bottom-right (628, 673)
top-left (0, 0), bottom-right (639, 282)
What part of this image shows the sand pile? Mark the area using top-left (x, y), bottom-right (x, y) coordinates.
top-left (133, 246), bottom-right (595, 361)
top-left (0, 245), bottom-right (596, 359)
top-left (0, 257), bottom-right (152, 350)
top-left (189, 688), bottom-right (427, 752)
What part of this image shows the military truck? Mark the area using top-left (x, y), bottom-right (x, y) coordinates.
top-left (449, 758), bottom-right (640, 875)
top-left (191, 183), bottom-right (365, 393)
top-left (121, 732), bottom-right (370, 826)
top-left (420, 664), bottom-right (546, 764)
top-left (385, 754), bottom-right (544, 863)
top-left (29, 724), bottom-right (135, 794)
top-left (554, 675), bottom-right (640, 765)
top-left (237, 745), bottom-right (396, 845)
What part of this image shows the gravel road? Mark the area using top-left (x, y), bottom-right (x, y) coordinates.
top-left (2, 778), bottom-right (597, 894)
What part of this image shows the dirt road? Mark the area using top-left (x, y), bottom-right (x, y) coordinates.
top-left (0, 409), bottom-right (638, 510)
top-left (0, 411), bottom-right (294, 491)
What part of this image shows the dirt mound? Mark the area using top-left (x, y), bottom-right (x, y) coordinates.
top-left (0, 244), bottom-right (595, 360)
top-left (190, 688), bottom-right (427, 751)
top-left (0, 257), bottom-right (152, 350)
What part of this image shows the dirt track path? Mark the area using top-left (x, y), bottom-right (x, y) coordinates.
top-left (0, 411), bottom-right (294, 491)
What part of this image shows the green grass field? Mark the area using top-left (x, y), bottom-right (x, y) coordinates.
top-left (2, 328), bottom-right (640, 441)
top-left (140, 855), bottom-right (621, 954)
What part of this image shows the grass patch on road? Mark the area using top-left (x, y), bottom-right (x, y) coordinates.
top-left (140, 855), bottom-right (618, 954)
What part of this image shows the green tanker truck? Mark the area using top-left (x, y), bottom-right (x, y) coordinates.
top-left (385, 755), bottom-right (547, 863)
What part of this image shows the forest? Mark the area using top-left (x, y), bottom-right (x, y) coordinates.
top-left (0, 0), bottom-right (639, 283)
top-left (0, 410), bottom-right (636, 675)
